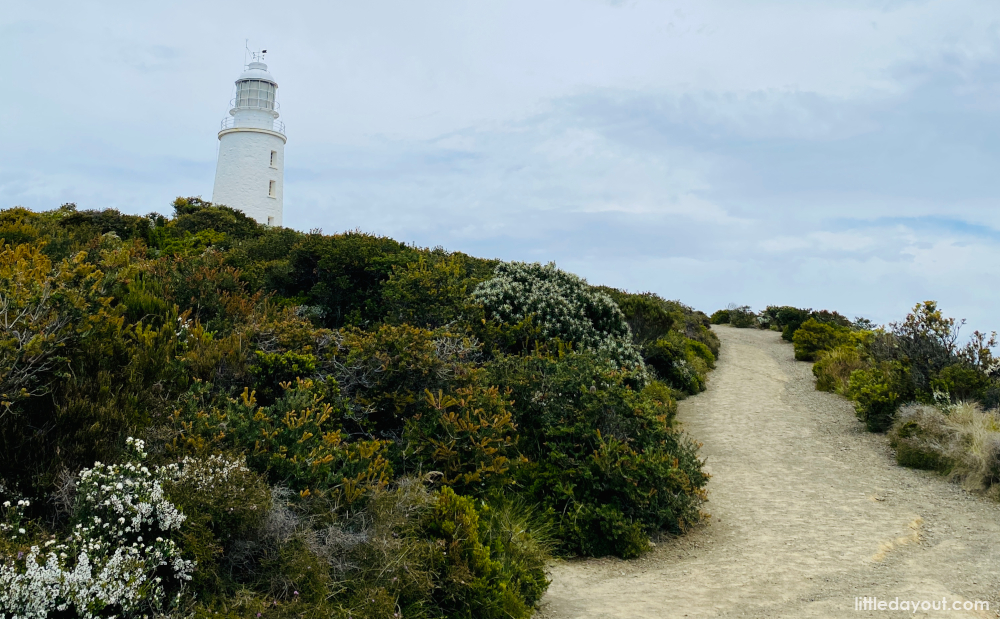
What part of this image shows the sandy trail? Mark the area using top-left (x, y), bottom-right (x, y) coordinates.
top-left (538, 326), bottom-right (1000, 618)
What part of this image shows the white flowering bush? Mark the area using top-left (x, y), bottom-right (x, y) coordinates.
top-left (162, 453), bottom-right (270, 545)
top-left (471, 262), bottom-right (645, 372)
top-left (0, 438), bottom-right (194, 618)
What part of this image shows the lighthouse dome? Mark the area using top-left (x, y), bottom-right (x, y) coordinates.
top-left (238, 61), bottom-right (278, 86)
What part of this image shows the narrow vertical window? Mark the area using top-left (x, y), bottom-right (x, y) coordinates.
top-left (268, 180), bottom-right (276, 197)
top-left (270, 150), bottom-right (277, 167)
top-left (267, 216), bottom-right (274, 226)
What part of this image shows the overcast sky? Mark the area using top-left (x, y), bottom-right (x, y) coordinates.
top-left (3, 0), bottom-right (1000, 330)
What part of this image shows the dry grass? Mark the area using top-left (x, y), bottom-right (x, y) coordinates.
top-left (813, 345), bottom-right (866, 394)
top-left (890, 402), bottom-right (1000, 498)
top-left (942, 402), bottom-right (1000, 497)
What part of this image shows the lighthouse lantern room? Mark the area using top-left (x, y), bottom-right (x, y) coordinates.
top-left (212, 53), bottom-right (286, 226)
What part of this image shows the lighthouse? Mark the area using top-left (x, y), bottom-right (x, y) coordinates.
top-left (212, 55), bottom-right (286, 226)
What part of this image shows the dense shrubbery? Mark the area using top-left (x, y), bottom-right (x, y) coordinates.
top-left (809, 302), bottom-right (998, 433)
top-left (0, 200), bottom-right (713, 617)
top-left (791, 319), bottom-right (853, 361)
top-left (710, 304), bottom-right (756, 328)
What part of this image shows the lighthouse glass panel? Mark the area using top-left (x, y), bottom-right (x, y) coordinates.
top-left (236, 80), bottom-right (276, 111)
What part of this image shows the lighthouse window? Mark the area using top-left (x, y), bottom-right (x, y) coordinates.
top-left (268, 180), bottom-right (276, 197)
top-left (270, 150), bottom-right (277, 167)
top-left (236, 80), bottom-right (276, 110)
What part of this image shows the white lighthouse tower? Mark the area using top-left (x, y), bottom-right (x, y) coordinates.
top-left (212, 54), bottom-right (286, 226)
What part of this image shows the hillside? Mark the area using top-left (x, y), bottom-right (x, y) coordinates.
top-left (0, 199), bottom-right (717, 618)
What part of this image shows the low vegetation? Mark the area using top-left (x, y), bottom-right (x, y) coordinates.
top-left (0, 200), bottom-right (714, 618)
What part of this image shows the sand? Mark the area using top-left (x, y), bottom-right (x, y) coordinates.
top-left (537, 326), bottom-right (1000, 618)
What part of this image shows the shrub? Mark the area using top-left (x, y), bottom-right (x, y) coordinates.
top-left (0, 207), bottom-right (42, 247)
top-left (0, 438), bottom-right (194, 617)
top-left (848, 361), bottom-right (910, 432)
top-left (813, 345), bottom-right (866, 394)
top-left (770, 306), bottom-right (812, 341)
top-left (162, 454), bottom-right (272, 598)
top-left (0, 243), bottom-right (114, 412)
top-left (168, 381), bottom-right (391, 505)
top-left (726, 305), bottom-right (757, 328)
top-left (888, 404), bottom-right (955, 472)
top-left (325, 324), bottom-right (481, 437)
top-left (488, 352), bottom-right (707, 557)
top-left (792, 318), bottom-right (852, 361)
top-left (642, 332), bottom-right (711, 395)
top-left (597, 288), bottom-right (675, 346)
top-left (941, 402), bottom-right (1000, 497)
top-left (249, 349), bottom-right (318, 404)
top-left (931, 364), bottom-right (989, 404)
top-left (382, 253), bottom-right (491, 328)
top-left (421, 487), bottom-right (540, 619)
top-left (709, 309), bottom-right (730, 324)
top-left (477, 496), bottom-right (551, 609)
top-left (883, 301), bottom-right (962, 394)
top-left (404, 385), bottom-right (519, 495)
top-left (281, 231), bottom-right (417, 327)
top-left (471, 262), bottom-right (644, 372)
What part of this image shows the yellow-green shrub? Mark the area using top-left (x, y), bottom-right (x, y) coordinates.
top-left (404, 385), bottom-right (519, 494)
top-left (848, 361), bottom-right (912, 432)
top-left (792, 318), bottom-right (852, 361)
top-left (813, 344), bottom-right (867, 394)
top-left (168, 380), bottom-right (391, 505)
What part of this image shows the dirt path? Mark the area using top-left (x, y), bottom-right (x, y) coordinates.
top-left (538, 326), bottom-right (1000, 618)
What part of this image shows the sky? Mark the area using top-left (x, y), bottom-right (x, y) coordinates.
top-left (3, 0), bottom-right (1000, 331)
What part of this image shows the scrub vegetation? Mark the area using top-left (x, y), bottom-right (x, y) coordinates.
top-left (0, 200), bottom-right (713, 618)
top-left (716, 301), bottom-right (1000, 502)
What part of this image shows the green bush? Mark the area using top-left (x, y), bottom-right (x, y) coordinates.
top-left (280, 231), bottom-right (417, 327)
top-left (489, 352), bottom-right (707, 557)
top-left (727, 305), bottom-right (757, 328)
top-left (642, 332), bottom-right (714, 395)
top-left (404, 385), bottom-right (519, 495)
top-left (848, 361), bottom-right (910, 432)
top-left (382, 252), bottom-right (492, 328)
top-left (792, 318), bottom-right (852, 361)
top-left (770, 306), bottom-right (812, 341)
top-left (325, 323), bottom-right (480, 437)
top-left (709, 309), bottom-right (730, 324)
top-left (812, 344), bottom-right (866, 394)
top-left (163, 454), bottom-right (272, 598)
top-left (168, 380), bottom-right (391, 505)
top-left (249, 349), bottom-right (318, 404)
top-left (598, 288), bottom-right (675, 346)
top-left (931, 364), bottom-right (989, 403)
top-left (421, 487), bottom-right (541, 619)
